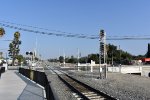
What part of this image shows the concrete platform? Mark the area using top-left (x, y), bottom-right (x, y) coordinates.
top-left (0, 70), bottom-right (45, 100)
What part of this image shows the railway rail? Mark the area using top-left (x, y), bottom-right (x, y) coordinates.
top-left (47, 66), bottom-right (116, 100)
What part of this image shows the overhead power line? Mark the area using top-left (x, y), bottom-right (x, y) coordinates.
top-left (0, 21), bottom-right (150, 40)
top-left (107, 38), bottom-right (150, 40)
top-left (0, 20), bottom-right (98, 37)
top-left (0, 40), bottom-right (12, 41)
top-left (107, 35), bottom-right (150, 38)
top-left (0, 22), bottom-right (99, 39)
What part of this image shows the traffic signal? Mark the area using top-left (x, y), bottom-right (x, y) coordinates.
top-left (100, 42), bottom-right (105, 52)
top-left (26, 51), bottom-right (33, 55)
top-left (30, 52), bottom-right (33, 55)
top-left (100, 29), bottom-right (105, 39)
top-left (26, 52), bottom-right (29, 55)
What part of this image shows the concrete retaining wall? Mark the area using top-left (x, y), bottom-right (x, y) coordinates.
top-left (108, 66), bottom-right (142, 74)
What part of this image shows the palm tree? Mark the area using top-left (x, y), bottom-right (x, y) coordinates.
top-left (0, 27), bottom-right (5, 37)
top-left (8, 32), bottom-right (21, 65)
top-left (14, 31), bottom-right (20, 39)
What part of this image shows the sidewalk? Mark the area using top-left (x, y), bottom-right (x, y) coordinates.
top-left (0, 70), bottom-right (45, 100)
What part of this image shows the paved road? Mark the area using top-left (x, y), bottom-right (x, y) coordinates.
top-left (0, 70), bottom-right (45, 100)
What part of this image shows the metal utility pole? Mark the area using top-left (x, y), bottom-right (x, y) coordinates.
top-left (99, 29), bottom-right (107, 79)
top-left (35, 34), bottom-right (37, 57)
top-left (112, 51), bottom-right (114, 65)
top-left (119, 45), bottom-right (121, 64)
top-left (119, 45), bottom-right (121, 73)
top-left (63, 51), bottom-right (65, 67)
top-left (77, 48), bottom-right (80, 71)
top-left (77, 48), bottom-right (79, 66)
top-left (99, 37), bottom-right (102, 79)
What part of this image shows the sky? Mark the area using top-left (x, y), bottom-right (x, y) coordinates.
top-left (0, 0), bottom-right (150, 59)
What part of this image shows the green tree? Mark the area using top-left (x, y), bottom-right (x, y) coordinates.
top-left (59, 56), bottom-right (64, 63)
top-left (15, 55), bottom-right (24, 65)
top-left (78, 44), bottom-right (133, 65)
top-left (133, 55), bottom-right (145, 60)
top-left (87, 54), bottom-right (99, 64)
top-left (107, 44), bottom-right (133, 64)
top-left (79, 57), bottom-right (88, 63)
top-left (8, 32), bottom-right (21, 65)
top-left (67, 56), bottom-right (77, 63)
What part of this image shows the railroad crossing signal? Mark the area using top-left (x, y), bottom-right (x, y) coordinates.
top-left (100, 42), bottom-right (104, 55)
top-left (26, 51), bottom-right (33, 55)
top-left (99, 29), bottom-right (106, 62)
top-left (100, 29), bottom-right (105, 39)
top-left (99, 29), bottom-right (107, 79)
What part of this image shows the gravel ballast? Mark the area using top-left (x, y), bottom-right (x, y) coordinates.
top-left (44, 63), bottom-right (150, 100)
top-left (44, 69), bottom-right (77, 100)
top-left (67, 71), bottom-right (150, 100)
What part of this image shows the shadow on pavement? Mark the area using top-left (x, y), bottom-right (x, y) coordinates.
top-left (15, 72), bottom-right (45, 100)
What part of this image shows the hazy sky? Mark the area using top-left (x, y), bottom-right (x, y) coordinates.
top-left (0, 0), bottom-right (150, 59)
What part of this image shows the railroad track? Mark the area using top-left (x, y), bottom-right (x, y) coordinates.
top-left (47, 66), bottom-right (116, 100)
